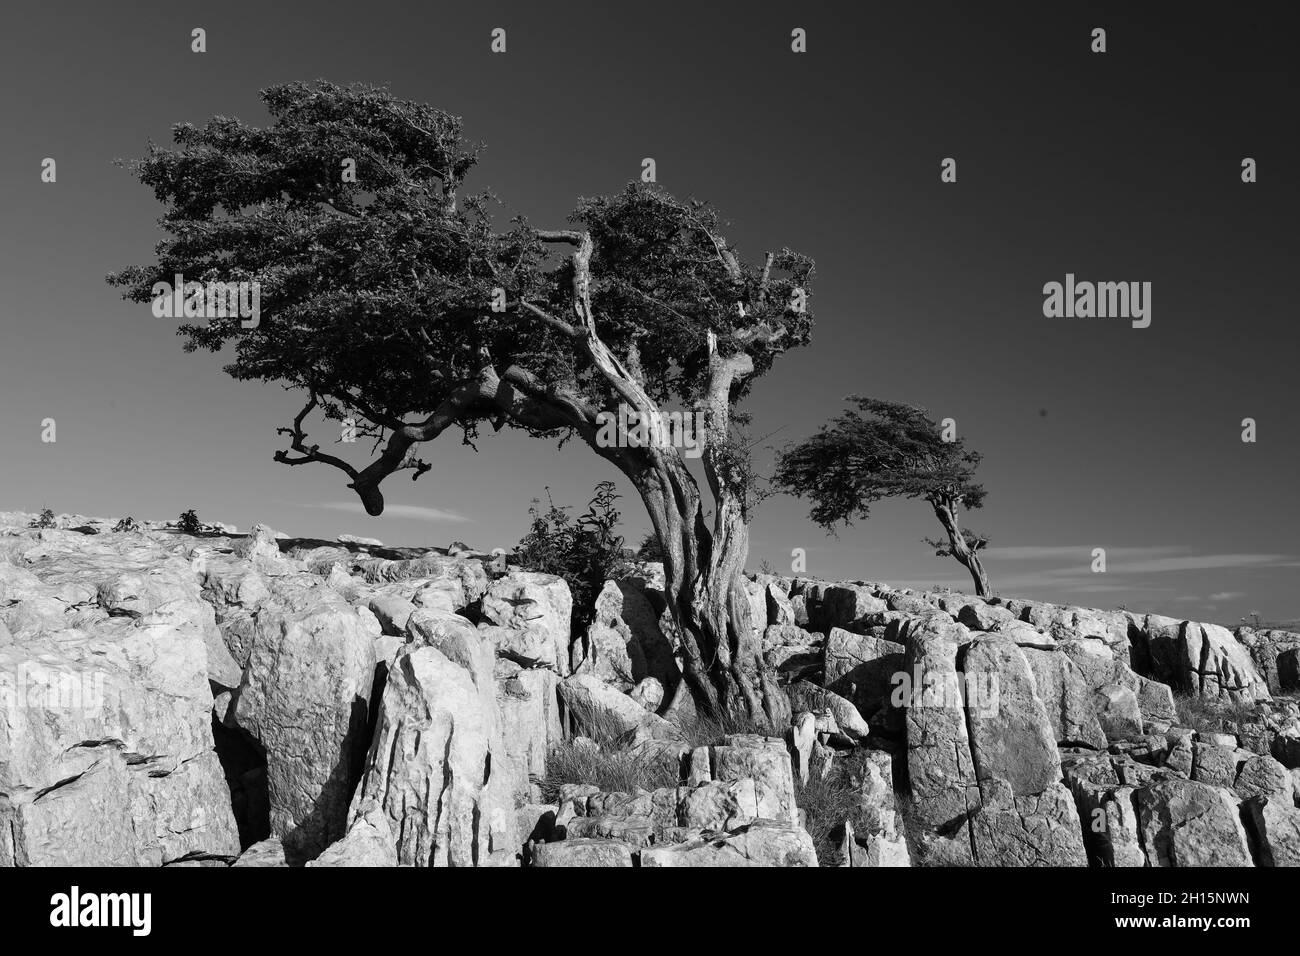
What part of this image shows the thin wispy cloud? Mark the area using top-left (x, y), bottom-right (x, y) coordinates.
top-left (983, 545), bottom-right (1179, 562)
top-left (299, 501), bottom-right (471, 523)
top-left (1118, 554), bottom-right (1289, 574)
top-left (985, 545), bottom-right (1292, 578)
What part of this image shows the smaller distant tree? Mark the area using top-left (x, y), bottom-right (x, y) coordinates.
top-left (30, 508), bottom-right (56, 529)
top-left (773, 396), bottom-right (992, 596)
top-left (112, 516), bottom-right (140, 533)
top-left (177, 509), bottom-right (203, 535)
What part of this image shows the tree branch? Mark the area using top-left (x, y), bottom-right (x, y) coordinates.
top-left (273, 391), bottom-right (362, 479)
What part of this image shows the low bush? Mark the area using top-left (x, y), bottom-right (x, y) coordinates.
top-left (176, 509), bottom-right (202, 535)
top-left (513, 481), bottom-right (632, 634)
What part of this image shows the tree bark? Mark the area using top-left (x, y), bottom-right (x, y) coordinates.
top-left (932, 500), bottom-right (991, 597)
top-left (631, 455), bottom-right (789, 727)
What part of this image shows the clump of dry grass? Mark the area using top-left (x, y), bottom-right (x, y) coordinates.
top-left (536, 738), bottom-right (682, 802)
top-left (535, 709), bottom-right (679, 802)
top-left (1174, 693), bottom-right (1260, 733)
top-left (536, 707), bottom-right (783, 804)
top-left (673, 710), bottom-right (783, 747)
top-left (793, 766), bottom-right (861, 865)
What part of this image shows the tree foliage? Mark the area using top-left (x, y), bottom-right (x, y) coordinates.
top-left (108, 80), bottom-right (814, 517)
top-left (773, 396), bottom-right (985, 529)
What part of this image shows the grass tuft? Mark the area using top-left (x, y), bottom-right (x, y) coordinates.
top-left (1174, 693), bottom-right (1259, 733)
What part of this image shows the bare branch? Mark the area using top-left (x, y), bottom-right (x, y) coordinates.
top-left (273, 391), bottom-right (362, 479)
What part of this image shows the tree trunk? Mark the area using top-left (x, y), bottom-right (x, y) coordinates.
top-left (933, 500), bottom-right (991, 597)
top-left (631, 456), bottom-right (789, 728)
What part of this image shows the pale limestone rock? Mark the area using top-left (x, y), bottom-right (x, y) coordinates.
top-left (1137, 779), bottom-right (1253, 867)
top-left (903, 616), bottom-right (979, 865)
top-left (689, 734), bottom-right (797, 826)
top-left (639, 820), bottom-right (816, 867)
top-left (786, 681), bottom-right (869, 741)
top-left (481, 571), bottom-right (573, 675)
top-left (531, 839), bottom-right (632, 867)
top-left (232, 838), bottom-right (287, 868)
top-left (789, 711), bottom-right (817, 786)
top-left (629, 676), bottom-right (664, 712)
top-left (820, 585), bottom-right (888, 633)
top-left (232, 604), bottom-right (378, 863)
top-left (1179, 621), bottom-right (1271, 701)
top-left (350, 644), bottom-right (518, 867)
top-left (0, 617), bottom-right (239, 866)
top-left (823, 628), bottom-right (905, 719)
top-left (558, 673), bottom-right (681, 742)
top-left (496, 663), bottom-right (562, 802)
top-left (306, 800), bottom-right (397, 867)
top-left (1245, 795), bottom-right (1300, 867)
top-left (970, 779), bottom-right (1087, 867)
top-left (957, 602), bottom-right (1015, 632)
top-left (573, 579), bottom-right (678, 690)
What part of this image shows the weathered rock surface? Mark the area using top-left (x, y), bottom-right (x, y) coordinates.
top-left (903, 616), bottom-right (979, 865)
top-left (572, 579), bottom-right (678, 691)
top-left (231, 604), bottom-right (378, 863)
top-left (558, 673), bottom-right (681, 743)
top-left (349, 644), bottom-right (518, 867)
top-left (639, 820), bottom-right (817, 867)
top-left (688, 734), bottom-right (799, 827)
top-left (481, 571), bottom-right (573, 675)
top-left (532, 838), bottom-right (633, 867)
top-left (1, 530), bottom-right (241, 866)
top-left (823, 628), bottom-right (905, 719)
top-left (1238, 627), bottom-right (1300, 696)
top-left (1244, 795), bottom-right (1300, 867)
top-left (305, 800), bottom-right (397, 867)
top-left (1136, 779), bottom-right (1254, 867)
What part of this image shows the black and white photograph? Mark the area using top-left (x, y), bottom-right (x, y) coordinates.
top-left (0, 0), bottom-right (1296, 937)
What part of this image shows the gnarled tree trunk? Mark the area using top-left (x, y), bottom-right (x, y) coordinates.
top-left (632, 455), bottom-right (788, 726)
top-left (933, 500), bottom-right (991, 597)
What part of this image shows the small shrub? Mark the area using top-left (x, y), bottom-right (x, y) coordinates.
top-left (635, 531), bottom-right (666, 563)
top-left (112, 516), bottom-right (139, 533)
top-left (30, 508), bottom-right (57, 529)
top-left (513, 481), bottom-right (632, 634)
top-left (176, 509), bottom-right (203, 535)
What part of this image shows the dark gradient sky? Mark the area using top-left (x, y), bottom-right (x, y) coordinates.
top-left (1, 2), bottom-right (1297, 623)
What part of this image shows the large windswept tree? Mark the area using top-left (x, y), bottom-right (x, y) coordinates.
top-left (110, 81), bottom-right (814, 722)
top-left (773, 397), bottom-right (992, 596)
